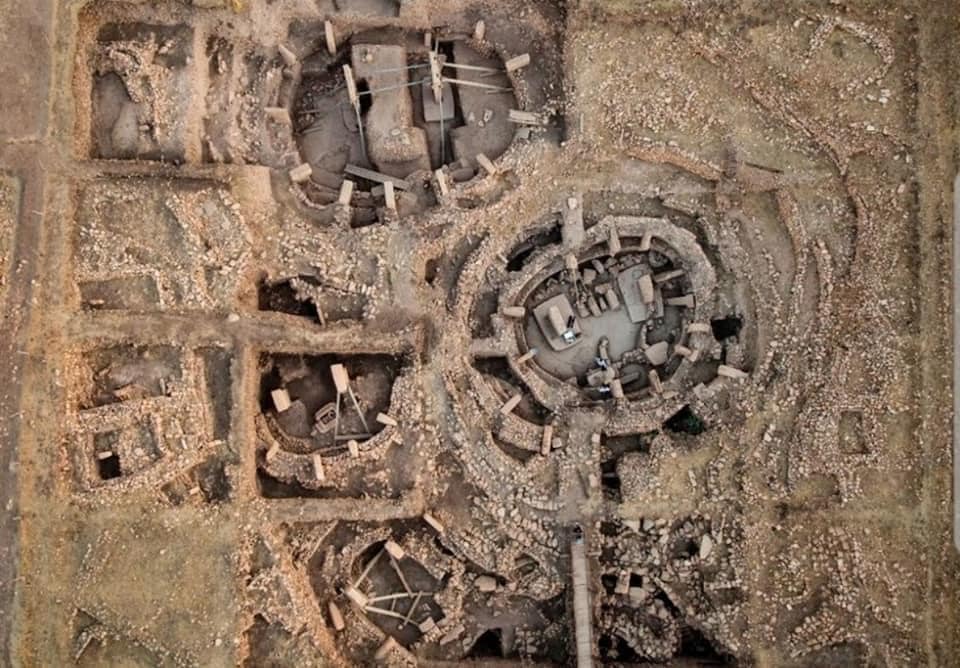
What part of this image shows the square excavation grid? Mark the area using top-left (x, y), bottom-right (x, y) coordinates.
top-left (1, 0), bottom-right (959, 666)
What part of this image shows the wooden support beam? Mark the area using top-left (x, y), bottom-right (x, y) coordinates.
top-left (344, 65), bottom-right (358, 107)
top-left (638, 274), bottom-right (655, 305)
top-left (384, 540), bottom-right (405, 560)
top-left (346, 386), bottom-right (369, 432)
top-left (265, 442), bottom-right (280, 462)
top-left (344, 164), bottom-right (411, 190)
top-left (278, 43), bottom-right (298, 67)
top-left (324, 21), bottom-right (337, 55)
top-left (344, 585), bottom-right (369, 608)
top-left (429, 52), bottom-right (444, 104)
top-left (367, 606), bottom-right (407, 621)
top-left (610, 378), bottom-right (624, 399)
top-left (376, 412), bottom-right (398, 427)
top-left (312, 454), bottom-right (325, 482)
top-left (354, 549), bottom-right (382, 587)
top-left (653, 268), bottom-right (685, 283)
top-left (717, 364), bottom-right (748, 379)
top-left (505, 53), bottom-right (531, 72)
top-left (541, 423), bottom-right (554, 456)
top-left (423, 513), bottom-right (445, 533)
top-left (271, 388), bottom-right (292, 412)
top-left (608, 227), bottom-right (622, 255)
top-left (343, 64), bottom-right (366, 158)
top-left (368, 591), bottom-right (430, 603)
top-left (648, 369), bottom-right (663, 394)
top-left (399, 592), bottom-right (422, 629)
top-left (338, 179), bottom-right (354, 206)
top-left (516, 348), bottom-right (537, 364)
top-left (665, 294), bottom-right (695, 308)
top-left (476, 152), bottom-right (497, 176)
top-left (383, 181), bottom-right (396, 211)
top-left (388, 552), bottom-right (413, 594)
top-left (289, 163), bottom-right (312, 184)
top-left (500, 393), bottom-right (523, 415)
top-left (334, 432), bottom-right (371, 442)
top-left (328, 602), bottom-right (345, 631)
top-left (434, 169), bottom-right (449, 196)
top-left (264, 107), bottom-right (291, 125)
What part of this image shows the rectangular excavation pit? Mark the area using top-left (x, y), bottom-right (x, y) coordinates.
top-left (199, 347), bottom-right (233, 442)
top-left (79, 275), bottom-right (161, 311)
top-left (257, 275), bottom-right (367, 324)
top-left (85, 21), bottom-right (195, 162)
top-left (600, 458), bottom-right (623, 502)
top-left (94, 432), bottom-right (122, 480)
top-left (203, 41), bottom-right (291, 165)
top-left (472, 356), bottom-right (551, 426)
top-left (838, 410), bottom-right (867, 454)
top-left (300, 520), bottom-right (446, 658)
top-left (601, 432), bottom-right (654, 457)
top-left (74, 177), bottom-right (247, 309)
top-left (255, 352), bottom-right (412, 499)
top-left (350, 542), bottom-right (444, 647)
top-left (82, 417), bottom-right (162, 487)
top-left (79, 344), bottom-right (182, 410)
top-left (161, 457), bottom-right (232, 505)
top-left (258, 352), bottom-right (404, 443)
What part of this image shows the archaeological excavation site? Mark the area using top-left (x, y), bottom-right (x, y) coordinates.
top-left (1, 0), bottom-right (960, 666)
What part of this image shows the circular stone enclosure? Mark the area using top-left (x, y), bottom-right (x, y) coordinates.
top-left (503, 217), bottom-right (722, 404)
top-left (293, 28), bottom-right (520, 213)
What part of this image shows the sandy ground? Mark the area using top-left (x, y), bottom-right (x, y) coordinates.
top-left (0, 0), bottom-right (55, 662)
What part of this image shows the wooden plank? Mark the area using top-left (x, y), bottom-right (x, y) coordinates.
top-left (383, 181), bottom-right (396, 211)
top-left (344, 164), bottom-right (411, 190)
top-left (505, 53), bottom-right (531, 72)
top-left (343, 65), bottom-right (358, 107)
top-left (434, 169), bottom-right (449, 196)
top-left (324, 21), bottom-right (337, 55)
top-left (429, 52), bottom-right (444, 104)
top-left (476, 153), bottom-right (497, 175)
top-left (500, 393), bottom-right (522, 415)
top-left (278, 43), bottom-right (298, 67)
top-left (288, 163), bottom-right (312, 184)
top-left (337, 180), bottom-right (354, 206)
top-left (264, 107), bottom-right (291, 125)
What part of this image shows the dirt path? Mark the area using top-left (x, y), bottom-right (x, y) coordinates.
top-left (0, 0), bottom-right (55, 661)
top-left (914, 4), bottom-right (960, 660)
